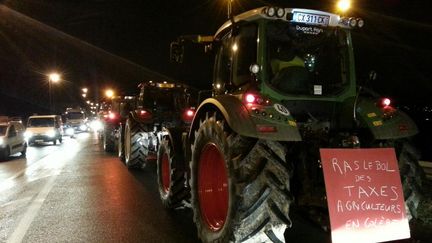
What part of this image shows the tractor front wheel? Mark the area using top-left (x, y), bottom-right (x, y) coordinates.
top-left (190, 113), bottom-right (293, 242)
top-left (157, 135), bottom-right (189, 208)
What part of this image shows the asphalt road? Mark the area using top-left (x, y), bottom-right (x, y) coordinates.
top-left (0, 132), bottom-right (198, 243)
top-left (0, 132), bottom-right (430, 243)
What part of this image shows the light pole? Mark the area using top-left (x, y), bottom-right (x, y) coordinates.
top-left (48, 72), bottom-right (61, 114)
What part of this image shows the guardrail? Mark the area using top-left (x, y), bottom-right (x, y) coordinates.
top-left (419, 161), bottom-right (432, 180)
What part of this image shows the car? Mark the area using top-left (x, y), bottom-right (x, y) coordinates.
top-left (25, 115), bottom-right (64, 145)
top-left (0, 116), bottom-right (27, 160)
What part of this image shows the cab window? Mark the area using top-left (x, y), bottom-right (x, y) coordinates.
top-left (232, 24), bottom-right (257, 87)
top-left (213, 31), bottom-right (232, 93)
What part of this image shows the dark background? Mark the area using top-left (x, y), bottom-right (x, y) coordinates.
top-left (0, 0), bottom-right (431, 159)
top-left (1, 0), bottom-right (431, 109)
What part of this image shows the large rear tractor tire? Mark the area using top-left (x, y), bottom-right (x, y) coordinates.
top-left (157, 135), bottom-right (189, 209)
top-left (124, 116), bottom-right (148, 169)
top-left (103, 124), bottom-right (115, 152)
top-left (388, 139), bottom-right (429, 222)
top-left (190, 113), bottom-right (293, 243)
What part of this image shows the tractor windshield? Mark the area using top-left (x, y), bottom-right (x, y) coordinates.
top-left (266, 21), bottom-right (350, 96)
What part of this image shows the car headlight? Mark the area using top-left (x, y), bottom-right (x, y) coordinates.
top-left (79, 124), bottom-right (87, 131)
top-left (65, 127), bottom-right (75, 136)
top-left (0, 137), bottom-right (4, 145)
top-left (90, 120), bottom-right (103, 131)
top-left (45, 130), bottom-right (56, 138)
top-left (24, 131), bottom-right (33, 139)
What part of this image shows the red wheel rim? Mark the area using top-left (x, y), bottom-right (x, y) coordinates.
top-left (161, 152), bottom-right (170, 194)
top-left (198, 143), bottom-right (229, 232)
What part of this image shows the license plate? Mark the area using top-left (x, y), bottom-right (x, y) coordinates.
top-left (35, 140), bottom-right (44, 143)
top-left (292, 12), bottom-right (330, 26)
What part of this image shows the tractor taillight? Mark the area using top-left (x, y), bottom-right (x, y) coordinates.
top-left (138, 109), bottom-right (152, 119)
top-left (182, 108), bottom-right (195, 123)
top-left (245, 94), bottom-right (256, 103)
top-left (108, 113), bottom-right (116, 120)
top-left (186, 109), bottom-right (194, 117)
top-left (243, 92), bottom-right (270, 106)
top-left (381, 98), bottom-right (391, 107)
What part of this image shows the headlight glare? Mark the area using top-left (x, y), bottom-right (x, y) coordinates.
top-left (24, 131), bottom-right (33, 139)
top-left (46, 130), bottom-right (56, 138)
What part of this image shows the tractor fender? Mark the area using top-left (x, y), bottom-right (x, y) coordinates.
top-left (357, 99), bottom-right (418, 140)
top-left (190, 95), bottom-right (302, 141)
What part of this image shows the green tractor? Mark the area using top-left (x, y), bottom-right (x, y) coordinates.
top-left (163, 6), bottom-right (427, 243)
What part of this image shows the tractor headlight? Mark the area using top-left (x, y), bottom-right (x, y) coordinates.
top-left (266, 7), bottom-right (276, 17)
top-left (45, 130), bottom-right (56, 138)
top-left (276, 8), bottom-right (285, 18)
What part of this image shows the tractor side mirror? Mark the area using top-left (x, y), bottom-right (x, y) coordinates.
top-left (170, 42), bottom-right (184, 63)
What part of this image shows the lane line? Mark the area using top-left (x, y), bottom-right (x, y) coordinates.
top-left (6, 140), bottom-right (84, 243)
top-left (6, 172), bottom-right (59, 243)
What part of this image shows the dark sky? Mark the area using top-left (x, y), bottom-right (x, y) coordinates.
top-left (0, 0), bottom-right (431, 115)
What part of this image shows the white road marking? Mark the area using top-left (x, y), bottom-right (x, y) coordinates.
top-left (6, 172), bottom-right (59, 243)
top-left (5, 139), bottom-right (82, 243)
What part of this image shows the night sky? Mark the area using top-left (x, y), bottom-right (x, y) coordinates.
top-left (0, 0), bottom-right (431, 116)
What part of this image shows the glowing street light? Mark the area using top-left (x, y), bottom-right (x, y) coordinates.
top-left (105, 89), bottom-right (114, 99)
top-left (82, 87), bottom-right (88, 93)
top-left (48, 72), bottom-right (61, 83)
top-left (336, 0), bottom-right (351, 13)
top-left (47, 72), bottom-right (61, 113)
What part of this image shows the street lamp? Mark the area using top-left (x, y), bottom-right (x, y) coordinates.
top-left (48, 72), bottom-right (61, 113)
top-left (105, 89), bottom-right (114, 99)
top-left (336, 0), bottom-right (351, 13)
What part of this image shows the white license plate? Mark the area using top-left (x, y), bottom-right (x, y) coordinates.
top-left (292, 12), bottom-right (329, 26)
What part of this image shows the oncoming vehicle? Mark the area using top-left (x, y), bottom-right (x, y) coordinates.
top-left (0, 117), bottom-right (26, 160)
top-left (25, 115), bottom-right (63, 145)
top-left (64, 108), bottom-right (88, 133)
top-left (161, 6), bottom-right (428, 243)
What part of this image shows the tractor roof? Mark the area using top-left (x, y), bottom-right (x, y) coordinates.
top-left (215, 7), bottom-right (352, 38)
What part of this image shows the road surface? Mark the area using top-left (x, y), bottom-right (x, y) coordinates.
top-left (0, 132), bottom-right (430, 243)
top-left (0, 132), bottom-right (198, 243)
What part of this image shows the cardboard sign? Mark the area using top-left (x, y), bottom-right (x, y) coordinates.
top-left (320, 148), bottom-right (410, 243)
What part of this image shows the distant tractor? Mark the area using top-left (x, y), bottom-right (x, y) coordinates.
top-left (159, 6), bottom-right (428, 243)
top-left (122, 81), bottom-right (196, 169)
top-left (101, 95), bottom-right (136, 157)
